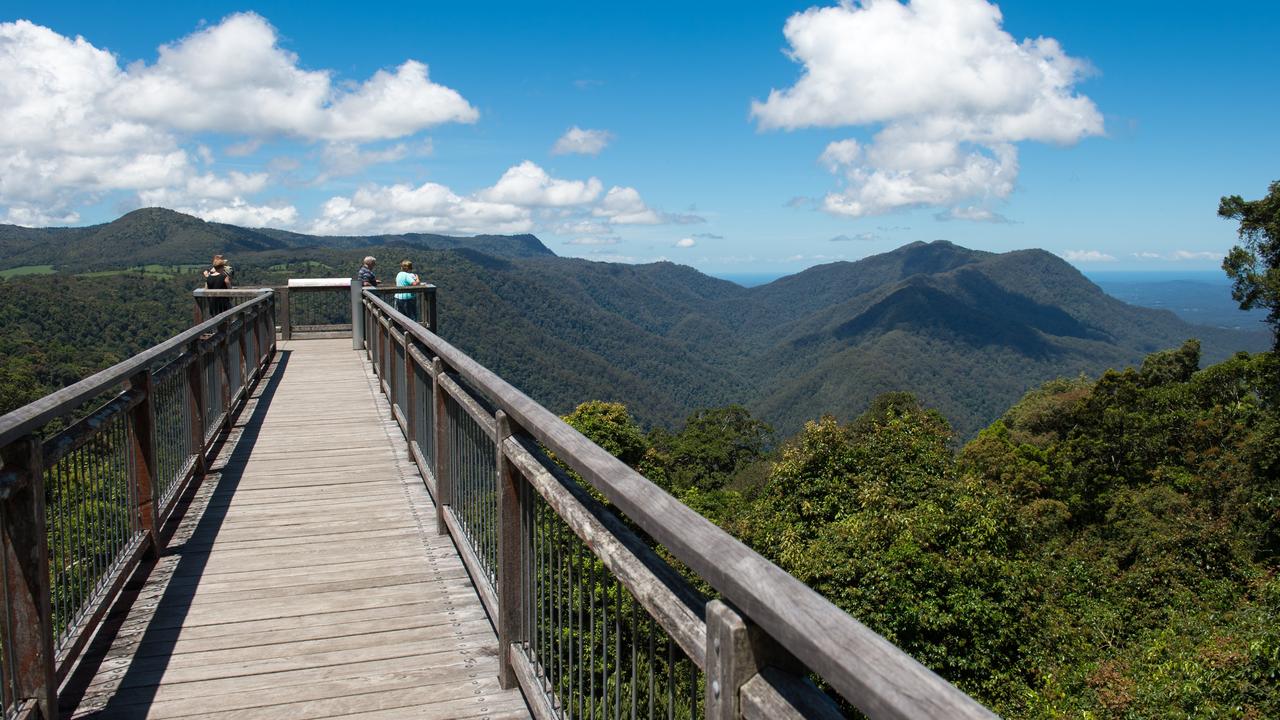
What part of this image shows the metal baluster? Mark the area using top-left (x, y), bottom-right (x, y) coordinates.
top-left (589, 552), bottom-right (597, 720)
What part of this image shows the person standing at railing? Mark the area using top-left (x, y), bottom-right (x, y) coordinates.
top-left (358, 256), bottom-right (379, 287)
top-left (202, 255), bottom-right (233, 315)
top-left (395, 260), bottom-right (422, 321)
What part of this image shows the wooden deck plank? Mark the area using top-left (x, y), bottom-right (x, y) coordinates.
top-left (69, 339), bottom-right (529, 719)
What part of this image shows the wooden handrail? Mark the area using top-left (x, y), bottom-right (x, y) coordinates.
top-left (362, 289), bottom-right (997, 720)
top-left (0, 293), bottom-right (276, 720)
top-left (0, 292), bottom-right (272, 449)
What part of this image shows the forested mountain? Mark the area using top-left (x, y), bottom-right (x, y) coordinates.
top-left (0, 211), bottom-right (1269, 437)
top-left (0, 207), bottom-right (552, 271)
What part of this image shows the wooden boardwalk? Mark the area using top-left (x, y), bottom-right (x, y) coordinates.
top-left (67, 339), bottom-right (531, 719)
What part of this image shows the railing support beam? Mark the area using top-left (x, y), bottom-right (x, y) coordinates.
top-left (494, 411), bottom-right (524, 689)
top-left (186, 341), bottom-right (208, 477)
top-left (432, 358), bottom-right (451, 536)
top-left (351, 282), bottom-right (364, 350)
top-left (0, 436), bottom-right (56, 720)
top-left (125, 371), bottom-right (160, 554)
top-left (277, 287), bottom-right (292, 341)
top-left (705, 599), bottom-right (798, 720)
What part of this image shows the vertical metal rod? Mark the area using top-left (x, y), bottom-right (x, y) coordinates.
top-left (648, 619), bottom-right (655, 720)
top-left (666, 635), bottom-right (675, 720)
top-left (630, 601), bottom-right (638, 720)
top-left (589, 551), bottom-right (597, 720)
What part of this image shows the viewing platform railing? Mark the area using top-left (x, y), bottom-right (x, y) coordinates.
top-left (361, 290), bottom-right (997, 720)
top-left (196, 282), bottom-right (435, 342)
top-left (0, 292), bottom-right (276, 720)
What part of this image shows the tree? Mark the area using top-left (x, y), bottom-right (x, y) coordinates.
top-left (1219, 180), bottom-right (1280, 347)
top-left (646, 404), bottom-right (773, 493)
top-left (561, 400), bottom-right (648, 468)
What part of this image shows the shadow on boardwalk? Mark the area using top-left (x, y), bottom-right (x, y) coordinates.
top-left (61, 350), bottom-right (292, 718)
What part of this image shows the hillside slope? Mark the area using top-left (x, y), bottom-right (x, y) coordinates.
top-left (1, 211), bottom-right (1269, 436)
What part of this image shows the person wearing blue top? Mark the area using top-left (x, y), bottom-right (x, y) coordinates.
top-left (395, 259), bottom-right (421, 321)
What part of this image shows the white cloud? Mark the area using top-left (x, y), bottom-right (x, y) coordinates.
top-left (310, 180), bottom-right (531, 236)
top-left (553, 219), bottom-right (614, 236)
top-left (753, 0), bottom-right (1102, 218)
top-left (108, 13), bottom-right (476, 141)
top-left (551, 127), bottom-right (614, 156)
top-left (1, 206), bottom-right (81, 227)
top-left (936, 205), bottom-right (1011, 223)
top-left (674, 237), bottom-right (696, 248)
top-left (820, 139), bottom-right (862, 172)
top-left (564, 237), bottom-right (621, 246)
top-left (591, 186), bottom-right (707, 226)
top-left (0, 15), bottom-right (477, 222)
top-left (593, 186), bottom-right (663, 225)
top-left (138, 171), bottom-right (269, 206)
top-left (1168, 250), bottom-right (1219, 261)
top-left (829, 232), bottom-right (878, 242)
top-left (177, 199), bottom-right (299, 227)
top-left (1060, 250), bottom-right (1116, 263)
top-left (479, 161), bottom-right (602, 206)
top-left (321, 143), bottom-right (408, 177)
top-left (1130, 250), bottom-right (1221, 262)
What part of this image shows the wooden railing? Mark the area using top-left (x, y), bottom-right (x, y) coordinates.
top-left (361, 291), bottom-right (998, 720)
top-left (196, 283), bottom-right (435, 342)
top-left (0, 293), bottom-right (276, 720)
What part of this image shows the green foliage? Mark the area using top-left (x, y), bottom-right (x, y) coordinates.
top-left (1220, 180), bottom-right (1280, 347)
top-left (561, 400), bottom-right (648, 468)
top-left (645, 404), bottom-right (773, 492)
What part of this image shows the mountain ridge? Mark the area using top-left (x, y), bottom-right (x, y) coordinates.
top-left (0, 209), bottom-right (1269, 436)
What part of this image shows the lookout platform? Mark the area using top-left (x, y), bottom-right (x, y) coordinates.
top-left (67, 340), bottom-right (529, 719)
top-left (0, 286), bottom-right (996, 720)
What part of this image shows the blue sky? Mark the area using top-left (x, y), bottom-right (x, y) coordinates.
top-left (2, 0), bottom-right (1276, 273)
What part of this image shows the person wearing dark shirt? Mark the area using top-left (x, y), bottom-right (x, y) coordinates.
top-left (203, 255), bottom-right (232, 316)
top-left (358, 256), bottom-right (378, 287)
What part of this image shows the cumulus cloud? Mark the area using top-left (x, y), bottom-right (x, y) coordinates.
top-left (479, 161), bottom-right (603, 206)
top-left (311, 181), bottom-right (530, 236)
top-left (108, 13), bottom-right (476, 141)
top-left (177, 199), bottom-right (299, 227)
top-left (752, 0), bottom-right (1103, 218)
top-left (551, 127), bottom-right (614, 156)
top-left (0, 14), bottom-right (477, 224)
top-left (593, 186), bottom-right (664, 225)
top-left (311, 161), bottom-right (700, 237)
top-left (590, 186), bottom-right (704, 225)
top-left (1060, 250), bottom-right (1116, 263)
top-left (674, 237), bottom-right (696, 248)
top-left (829, 232), bottom-right (878, 242)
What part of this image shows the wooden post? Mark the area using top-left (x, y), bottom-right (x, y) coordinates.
top-left (0, 436), bottom-right (57, 720)
top-left (705, 600), bottom-right (797, 720)
top-left (351, 282), bottom-right (364, 350)
top-left (404, 336), bottom-right (417, 443)
top-left (193, 294), bottom-right (205, 326)
top-left (432, 357), bottom-right (451, 535)
top-left (277, 287), bottom-right (292, 341)
top-left (187, 341), bottom-right (208, 474)
top-left (494, 411), bottom-right (525, 689)
top-left (237, 316), bottom-right (248, 401)
top-left (426, 286), bottom-right (438, 333)
top-left (268, 293), bottom-right (279, 355)
top-left (219, 321), bottom-right (233, 431)
top-left (126, 371), bottom-right (160, 554)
